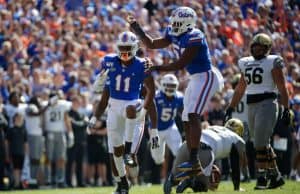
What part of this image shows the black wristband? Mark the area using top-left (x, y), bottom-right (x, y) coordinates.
top-left (130, 22), bottom-right (146, 38)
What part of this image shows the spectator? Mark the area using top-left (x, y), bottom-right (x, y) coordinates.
top-left (6, 113), bottom-right (28, 189)
top-left (66, 96), bottom-right (87, 187)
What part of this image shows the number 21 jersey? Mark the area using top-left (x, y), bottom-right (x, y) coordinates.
top-left (238, 55), bottom-right (284, 95)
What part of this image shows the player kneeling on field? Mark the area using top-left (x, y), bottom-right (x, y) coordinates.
top-left (164, 118), bottom-right (246, 194)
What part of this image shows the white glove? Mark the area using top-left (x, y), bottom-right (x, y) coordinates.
top-left (93, 69), bottom-right (109, 93)
top-left (67, 131), bottom-right (74, 148)
top-left (149, 128), bottom-right (160, 150)
top-left (138, 107), bottom-right (147, 121)
top-left (49, 95), bottom-right (58, 106)
top-left (88, 116), bottom-right (97, 129)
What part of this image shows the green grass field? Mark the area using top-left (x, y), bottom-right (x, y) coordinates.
top-left (1, 180), bottom-right (299, 194)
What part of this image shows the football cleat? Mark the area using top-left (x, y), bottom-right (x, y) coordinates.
top-left (176, 178), bottom-right (193, 193)
top-left (268, 175), bottom-right (285, 189)
top-left (254, 176), bottom-right (268, 190)
top-left (163, 173), bottom-right (175, 194)
top-left (177, 160), bottom-right (202, 172)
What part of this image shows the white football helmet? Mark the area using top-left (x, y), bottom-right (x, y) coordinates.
top-left (116, 31), bottom-right (139, 62)
top-left (160, 74), bottom-right (179, 97)
top-left (169, 7), bottom-right (197, 36)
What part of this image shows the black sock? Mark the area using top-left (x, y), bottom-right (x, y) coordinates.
top-left (190, 148), bottom-right (199, 162)
top-left (120, 176), bottom-right (128, 187)
top-left (124, 142), bottom-right (132, 155)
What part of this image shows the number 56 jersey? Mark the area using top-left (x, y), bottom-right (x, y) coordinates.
top-left (101, 54), bottom-right (151, 100)
top-left (238, 55), bottom-right (284, 95)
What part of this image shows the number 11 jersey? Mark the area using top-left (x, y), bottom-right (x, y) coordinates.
top-left (101, 54), bottom-right (151, 100)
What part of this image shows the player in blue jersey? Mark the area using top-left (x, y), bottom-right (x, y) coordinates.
top-left (127, 6), bottom-right (224, 177)
top-left (151, 74), bottom-right (183, 165)
top-left (89, 31), bottom-right (158, 194)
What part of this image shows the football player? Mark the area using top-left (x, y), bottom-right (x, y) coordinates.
top-left (127, 6), bottom-right (224, 176)
top-left (164, 118), bottom-right (245, 194)
top-left (151, 74), bottom-right (183, 165)
top-left (225, 33), bottom-right (289, 189)
top-left (43, 92), bottom-right (72, 187)
top-left (89, 31), bottom-right (158, 194)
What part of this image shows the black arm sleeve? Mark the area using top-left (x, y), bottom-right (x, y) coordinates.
top-left (230, 144), bottom-right (240, 190)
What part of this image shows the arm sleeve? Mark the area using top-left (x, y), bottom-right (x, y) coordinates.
top-left (230, 143), bottom-right (240, 190)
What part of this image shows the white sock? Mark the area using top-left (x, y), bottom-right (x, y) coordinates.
top-left (113, 155), bottom-right (125, 177)
top-left (125, 118), bottom-right (136, 142)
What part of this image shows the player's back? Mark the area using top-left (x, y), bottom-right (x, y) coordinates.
top-left (155, 91), bottom-right (183, 131)
top-left (202, 126), bottom-right (245, 159)
top-left (44, 100), bottom-right (71, 132)
top-left (102, 54), bottom-right (148, 100)
top-left (165, 27), bottom-right (212, 74)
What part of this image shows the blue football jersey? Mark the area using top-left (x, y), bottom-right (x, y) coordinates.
top-left (164, 27), bottom-right (212, 74)
top-left (100, 54), bottom-right (151, 100)
top-left (155, 91), bottom-right (184, 131)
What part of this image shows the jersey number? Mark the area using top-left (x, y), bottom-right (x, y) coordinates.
top-left (245, 67), bottom-right (263, 84)
top-left (50, 111), bottom-right (62, 122)
top-left (161, 108), bottom-right (177, 122)
top-left (115, 75), bottom-right (130, 92)
top-left (236, 101), bottom-right (244, 113)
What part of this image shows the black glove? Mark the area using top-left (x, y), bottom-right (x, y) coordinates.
top-left (224, 107), bottom-right (234, 122)
top-left (281, 108), bottom-right (291, 125)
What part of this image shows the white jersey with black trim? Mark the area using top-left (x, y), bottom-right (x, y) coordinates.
top-left (44, 100), bottom-right (71, 132)
top-left (238, 55), bottom-right (284, 95)
top-left (200, 126), bottom-right (245, 159)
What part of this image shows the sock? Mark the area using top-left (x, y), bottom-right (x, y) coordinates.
top-left (190, 148), bottom-right (199, 162)
top-left (125, 118), bottom-right (136, 142)
top-left (45, 165), bottom-right (51, 184)
top-left (30, 165), bottom-right (39, 182)
top-left (113, 155), bottom-right (125, 177)
top-left (125, 142), bottom-right (132, 155)
top-left (113, 175), bottom-right (121, 182)
top-left (56, 168), bottom-right (65, 184)
top-left (120, 176), bottom-right (128, 188)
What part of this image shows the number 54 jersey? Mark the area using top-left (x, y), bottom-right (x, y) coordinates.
top-left (101, 54), bottom-right (151, 100)
top-left (238, 55), bottom-right (284, 95)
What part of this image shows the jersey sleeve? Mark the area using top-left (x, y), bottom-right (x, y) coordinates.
top-left (185, 31), bottom-right (206, 47)
top-left (273, 56), bottom-right (284, 69)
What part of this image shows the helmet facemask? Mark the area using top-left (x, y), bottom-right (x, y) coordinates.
top-left (169, 7), bottom-right (197, 36)
top-left (160, 74), bottom-right (179, 97)
top-left (250, 33), bottom-right (272, 60)
top-left (116, 31), bottom-right (139, 62)
top-left (162, 83), bottom-right (178, 97)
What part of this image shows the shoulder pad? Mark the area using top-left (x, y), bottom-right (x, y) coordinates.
top-left (175, 91), bottom-right (184, 98)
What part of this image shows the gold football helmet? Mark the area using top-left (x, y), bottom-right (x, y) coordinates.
top-left (225, 118), bottom-right (244, 137)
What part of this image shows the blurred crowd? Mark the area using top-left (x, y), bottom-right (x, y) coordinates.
top-left (0, 0), bottom-right (299, 190)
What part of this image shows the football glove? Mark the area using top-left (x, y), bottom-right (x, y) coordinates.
top-left (281, 108), bottom-right (291, 125)
top-left (149, 128), bottom-right (160, 150)
top-left (93, 69), bottom-right (109, 93)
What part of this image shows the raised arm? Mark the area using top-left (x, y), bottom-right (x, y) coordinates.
top-left (151, 46), bottom-right (200, 72)
top-left (127, 14), bottom-right (171, 49)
